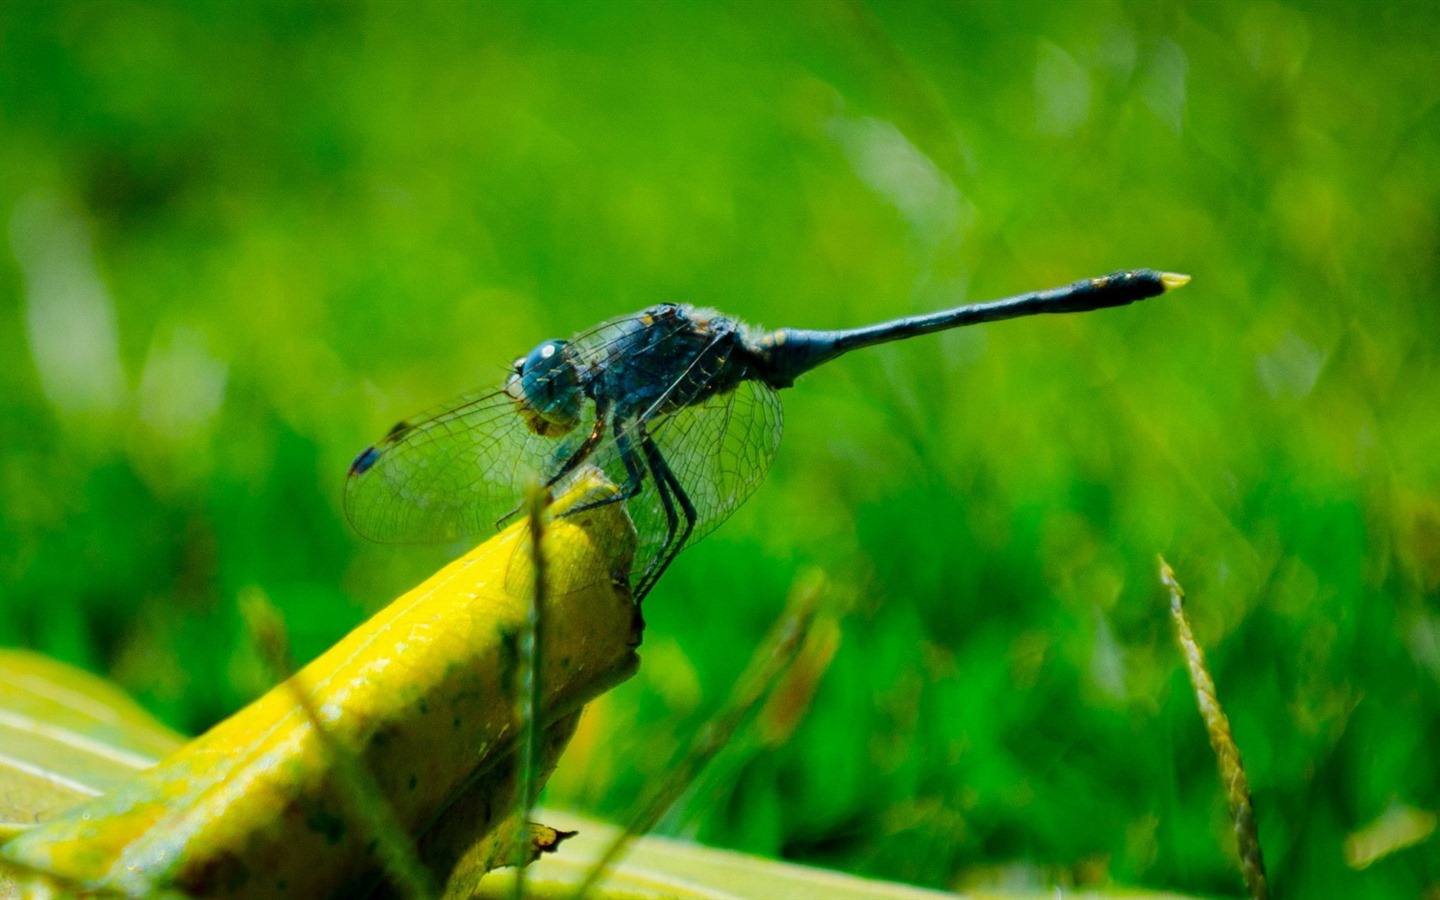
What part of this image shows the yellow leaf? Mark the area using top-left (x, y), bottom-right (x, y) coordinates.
top-left (0, 648), bottom-right (185, 838)
top-left (2, 470), bottom-right (640, 898)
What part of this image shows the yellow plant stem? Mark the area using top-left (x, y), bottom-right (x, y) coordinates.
top-left (0, 472), bottom-right (640, 899)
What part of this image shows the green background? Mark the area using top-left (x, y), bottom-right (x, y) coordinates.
top-left (2, 1), bottom-right (1437, 896)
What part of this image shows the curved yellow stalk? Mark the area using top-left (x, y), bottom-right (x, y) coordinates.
top-left (1, 470), bottom-right (640, 898)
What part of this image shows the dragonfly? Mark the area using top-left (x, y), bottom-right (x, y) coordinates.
top-left (345, 268), bottom-right (1189, 599)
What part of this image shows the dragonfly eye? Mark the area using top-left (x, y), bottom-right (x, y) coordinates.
top-left (505, 339), bottom-right (582, 436)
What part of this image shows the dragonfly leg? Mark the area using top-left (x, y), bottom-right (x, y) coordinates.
top-left (494, 409), bottom-right (613, 529)
top-left (563, 415), bottom-right (648, 518)
top-left (634, 429), bottom-right (696, 599)
top-left (544, 409), bottom-right (609, 489)
top-left (635, 438), bottom-right (679, 599)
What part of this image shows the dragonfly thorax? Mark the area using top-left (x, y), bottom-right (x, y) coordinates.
top-left (505, 339), bottom-right (583, 437)
top-left (595, 305), bottom-right (753, 421)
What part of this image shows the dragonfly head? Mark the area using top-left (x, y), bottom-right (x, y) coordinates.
top-left (506, 339), bottom-right (583, 437)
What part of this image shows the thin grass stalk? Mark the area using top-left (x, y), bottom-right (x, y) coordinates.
top-left (1159, 558), bottom-right (1269, 900)
top-left (510, 483), bottom-right (549, 899)
top-left (569, 574), bottom-right (825, 900)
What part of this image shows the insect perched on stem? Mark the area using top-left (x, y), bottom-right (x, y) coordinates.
top-left (346, 269), bottom-right (1189, 598)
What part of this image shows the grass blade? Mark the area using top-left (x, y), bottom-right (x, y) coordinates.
top-left (1159, 558), bottom-right (1269, 900)
top-left (570, 571), bottom-right (828, 899)
top-left (511, 482), bottom-right (550, 899)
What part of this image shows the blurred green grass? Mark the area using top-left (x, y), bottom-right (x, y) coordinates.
top-left (2, 0), bottom-right (1437, 896)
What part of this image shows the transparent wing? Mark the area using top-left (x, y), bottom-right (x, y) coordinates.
top-left (565, 303), bottom-right (709, 372)
top-left (649, 376), bottom-right (783, 547)
top-left (343, 386), bottom-right (600, 544)
top-left (343, 307), bottom-right (697, 546)
top-left (345, 305), bottom-right (781, 595)
top-left (580, 347), bottom-right (784, 581)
